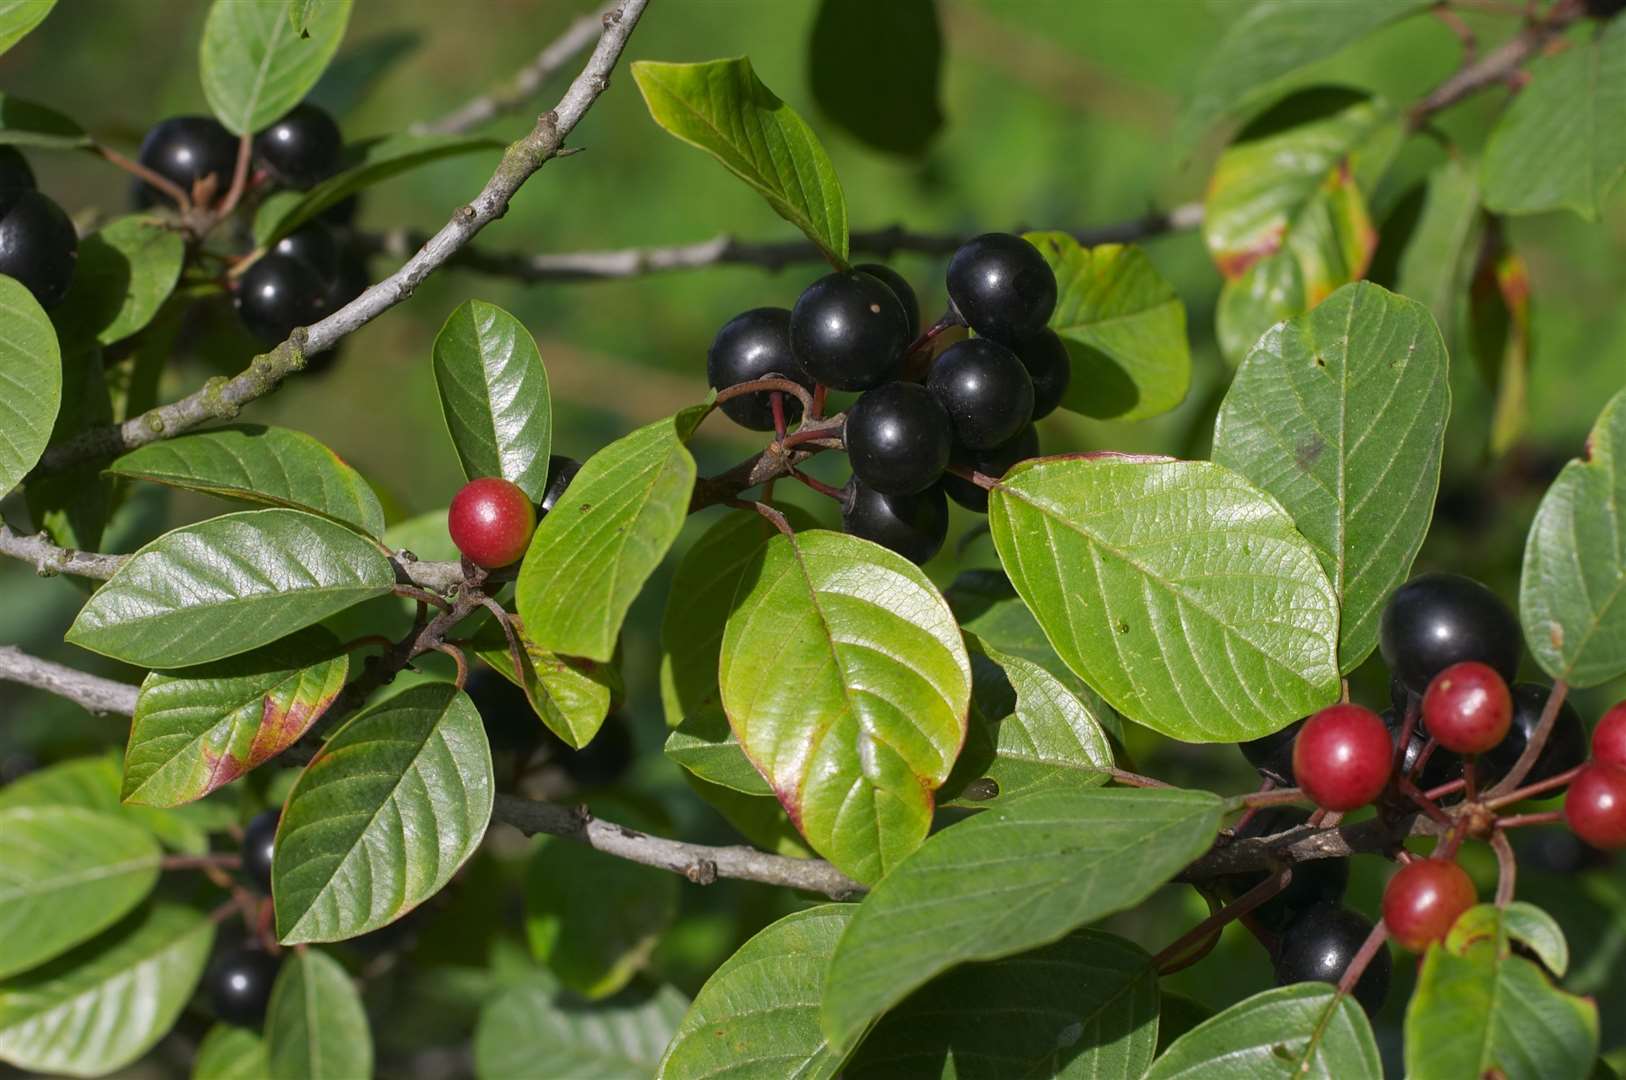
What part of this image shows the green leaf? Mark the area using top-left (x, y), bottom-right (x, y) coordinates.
top-left (660, 905), bottom-right (852, 1080)
top-left (252, 132), bottom-right (502, 244)
top-left (0, 903), bottom-right (213, 1078)
top-left (274, 681), bottom-right (494, 944)
top-left (988, 456), bottom-right (1341, 742)
top-left (476, 624), bottom-right (619, 750)
top-left (516, 406), bottom-right (705, 664)
top-left (0, 92), bottom-right (89, 148)
top-left (199, 0), bottom-right (353, 135)
top-left (264, 947), bottom-right (373, 1080)
top-left (1455, 901), bottom-right (1569, 979)
top-left (287, 0), bottom-right (316, 35)
top-left (1144, 983), bottom-right (1380, 1079)
top-left (123, 629), bottom-right (349, 807)
top-left (66, 508), bottom-right (396, 669)
top-left (941, 635), bottom-right (1114, 807)
top-left (1406, 903), bottom-right (1598, 1080)
top-left (846, 929), bottom-right (1158, 1079)
top-left (1179, 0), bottom-right (1430, 141)
top-left (1483, 16), bottom-right (1626, 221)
top-left (1394, 158), bottom-right (1482, 337)
top-left (820, 785), bottom-right (1223, 1052)
top-left (0, 807), bottom-right (161, 979)
top-left (25, 336), bottom-right (111, 552)
top-left (632, 57), bottom-right (849, 266)
top-left (1211, 281), bottom-right (1449, 673)
top-left (108, 425), bottom-right (386, 537)
top-left (51, 215), bottom-right (186, 347)
top-left (0, 275), bottom-right (61, 495)
top-left (681, 771), bottom-right (812, 857)
top-left (1025, 235), bottom-right (1190, 421)
top-left (1521, 387), bottom-right (1626, 687)
top-left (475, 980), bottom-right (688, 1080)
top-left (808, 0), bottom-right (942, 157)
top-left (193, 1023), bottom-right (271, 1080)
top-left (720, 529), bottom-right (971, 883)
top-left (433, 300), bottom-right (552, 500)
top-left (0, 1), bottom-right (54, 57)
top-left (1470, 242), bottom-right (1533, 459)
top-left (0, 753), bottom-right (228, 855)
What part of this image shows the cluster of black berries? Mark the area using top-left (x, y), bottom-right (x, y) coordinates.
top-left (706, 233), bottom-right (1068, 564)
top-left (199, 808), bottom-right (283, 1026)
top-left (0, 145), bottom-right (79, 308)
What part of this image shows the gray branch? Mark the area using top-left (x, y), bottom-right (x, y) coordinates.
top-left (0, 646), bottom-right (137, 715)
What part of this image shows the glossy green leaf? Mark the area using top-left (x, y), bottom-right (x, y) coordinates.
top-left (1521, 387), bottom-right (1626, 687)
top-left (265, 947), bottom-right (373, 1080)
top-left (1394, 157), bottom-right (1482, 336)
top-left (846, 929), bottom-right (1158, 1079)
top-left (808, 0), bottom-right (941, 157)
top-left (0, 275), bottom-right (60, 496)
top-left (274, 681), bottom-right (494, 944)
top-left (123, 629), bottom-right (349, 807)
top-left (200, 0), bottom-right (353, 135)
top-left (476, 623), bottom-right (619, 750)
top-left (1144, 984), bottom-right (1380, 1079)
top-left (0, 807), bottom-right (161, 979)
top-left (0, 753), bottom-right (222, 855)
top-left (475, 980), bottom-right (688, 1080)
top-left (25, 336), bottom-right (110, 552)
top-left (1406, 903), bottom-right (1598, 1080)
top-left (989, 456), bottom-right (1341, 741)
top-left (1212, 281), bottom-right (1449, 673)
top-left (193, 1023), bottom-right (271, 1080)
top-left (67, 508), bottom-right (396, 669)
top-left (1483, 16), bottom-right (1626, 221)
top-left (517, 406), bottom-right (705, 664)
top-left (632, 57), bottom-right (848, 266)
top-left (0, 92), bottom-right (88, 148)
top-left (433, 300), bottom-right (552, 500)
top-left (0, 1), bottom-right (54, 57)
top-left (821, 785), bottom-right (1223, 1051)
top-left (720, 529), bottom-right (971, 883)
top-left (1455, 901), bottom-right (1569, 979)
top-left (0, 903), bottom-right (213, 1078)
top-left (660, 905), bottom-right (852, 1080)
top-left (108, 425), bottom-right (386, 536)
top-left (51, 215), bottom-right (185, 347)
top-left (1026, 235), bottom-right (1190, 421)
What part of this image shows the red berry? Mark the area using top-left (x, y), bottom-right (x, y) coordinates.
top-left (1381, 858), bottom-right (1477, 951)
top-left (1293, 704), bottom-right (1393, 812)
top-left (1593, 702), bottom-right (1626, 769)
top-left (1564, 764), bottom-right (1626, 850)
top-left (1421, 661), bottom-right (1512, 754)
top-left (448, 477), bottom-right (536, 569)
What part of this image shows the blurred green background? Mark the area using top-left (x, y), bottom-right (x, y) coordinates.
top-left (3, 0), bottom-right (1625, 1073)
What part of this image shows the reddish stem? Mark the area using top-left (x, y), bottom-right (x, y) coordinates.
top-left (790, 468), bottom-right (845, 503)
top-left (93, 142), bottom-right (190, 209)
top-left (1486, 764), bottom-right (1584, 809)
top-left (1154, 870), bottom-right (1290, 975)
top-left (1335, 919), bottom-right (1391, 999)
top-left (1485, 681), bottom-right (1569, 798)
top-left (1495, 809), bottom-right (1563, 830)
top-left (1491, 830), bottom-right (1517, 906)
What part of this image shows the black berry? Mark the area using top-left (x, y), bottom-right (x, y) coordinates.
top-left (707, 307), bottom-right (812, 431)
top-left (942, 424), bottom-right (1038, 513)
top-left (1390, 708), bottom-right (1464, 794)
top-left (945, 232), bottom-right (1057, 343)
top-left (1229, 808), bottom-right (1349, 932)
top-left (0, 146), bottom-right (35, 192)
top-left (1516, 827), bottom-right (1611, 875)
top-left (1379, 572), bottom-right (1521, 693)
top-left (1478, 682), bottom-right (1587, 788)
top-left (1238, 718), bottom-right (1304, 787)
top-left (208, 947), bottom-right (281, 1025)
top-left (1012, 328), bottom-right (1071, 420)
top-left (321, 193), bottom-right (360, 227)
top-left (548, 713), bottom-right (634, 788)
top-left (254, 103), bottom-right (343, 189)
top-left (466, 666), bottom-right (543, 754)
top-left (842, 479), bottom-right (948, 565)
top-left (1584, 0), bottom-right (1625, 18)
top-left (134, 116), bottom-right (237, 207)
top-left (845, 381), bottom-right (953, 495)
top-left (927, 338), bottom-right (1034, 449)
top-left (789, 270), bottom-right (910, 391)
top-left (854, 262), bottom-right (920, 338)
top-left (1273, 904), bottom-right (1391, 1017)
top-left (0, 188), bottom-right (77, 308)
top-left (234, 253), bottom-right (329, 345)
top-left (541, 455), bottom-right (582, 516)
top-left (240, 809), bottom-right (278, 893)
top-left (274, 222), bottom-right (367, 310)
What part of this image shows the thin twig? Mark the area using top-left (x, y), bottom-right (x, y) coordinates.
top-left (1409, 0), bottom-right (1583, 126)
top-left (1486, 765), bottom-right (1584, 809)
top-left (1485, 681), bottom-right (1570, 798)
top-left (0, 646), bottom-right (138, 715)
top-left (1153, 869), bottom-right (1290, 974)
top-left (161, 853), bottom-right (243, 872)
top-left (1491, 830), bottom-right (1517, 905)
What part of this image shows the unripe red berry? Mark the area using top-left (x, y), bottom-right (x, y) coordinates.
top-left (1293, 704), bottom-right (1392, 812)
top-left (1564, 764), bottom-right (1626, 850)
top-left (1381, 858), bottom-right (1477, 952)
top-left (1421, 661), bottom-right (1513, 754)
top-left (448, 477), bottom-right (536, 569)
top-left (1593, 702), bottom-right (1626, 770)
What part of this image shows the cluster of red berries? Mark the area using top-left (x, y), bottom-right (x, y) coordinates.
top-left (706, 233), bottom-right (1067, 564)
top-left (0, 145), bottom-right (79, 308)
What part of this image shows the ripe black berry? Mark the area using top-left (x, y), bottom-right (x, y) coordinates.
top-left (1011, 328), bottom-right (1070, 420)
top-left (240, 809), bottom-right (278, 893)
top-left (0, 146), bottom-right (35, 192)
top-left (235, 253), bottom-right (329, 345)
top-left (1229, 808), bottom-right (1349, 932)
top-left (854, 262), bottom-right (920, 338)
top-left (1478, 682), bottom-right (1587, 788)
top-left (707, 307), bottom-right (812, 431)
top-left (1516, 827), bottom-right (1611, 875)
top-left (273, 222), bottom-right (368, 311)
top-left (1380, 572), bottom-right (1521, 693)
top-left (208, 947), bottom-right (281, 1025)
top-left (541, 455), bottom-right (581, 516)
top-left (254, 103), bottom-right (343, 189)
top-left (842, 478), bottom-right (948, 565)
top-left (789, 270), bottom-right (909, 391)
top-left (1584, 0), bottom-right (1624, 18)
top-left (1239, 718), bottom-right (1304, 787)
top-left (1274, 904), bottom-right (1391, 1016)
top-left (548, 712), bottom-right (634, 788)
top-left (845, 381), bottom-right (953, 495)
top-left (945, 233), bottom-right (1057, 343)
top-left (942, 424), bottom-right (1038, 513)
top-left (927, 338), bottom-right (1035, 449)
top-left (0, 188), bottom-right (78, 308)
top-left (466, 666), bottom-right (543, 753)
top-left (134, 116), bottom-right (237, 207)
